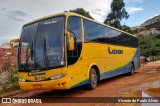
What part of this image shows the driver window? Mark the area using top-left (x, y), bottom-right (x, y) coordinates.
top-left (67, 16), bottom-right (82, 65)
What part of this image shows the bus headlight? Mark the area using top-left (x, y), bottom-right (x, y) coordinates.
top-left (50, 73), bottom-right (66, 80)
top-left (19, 78), bottom-right (26, 82)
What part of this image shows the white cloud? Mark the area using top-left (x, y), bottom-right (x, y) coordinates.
top-left (89, 0), bottom-right (112, 22)
top-left (127, 7), bottom-right (143, 14)
top-left (0, 0), bottom-right (112, 44)
top-left (90, 9), bottom-right (109, 22)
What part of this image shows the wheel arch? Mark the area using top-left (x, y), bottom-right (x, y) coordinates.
top-left (87, 63), bottom-right (100, 81)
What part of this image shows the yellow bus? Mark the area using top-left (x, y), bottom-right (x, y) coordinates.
top-left (11, 12), bottom-right (140, 90)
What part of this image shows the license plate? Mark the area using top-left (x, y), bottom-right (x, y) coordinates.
top-left (33, 84), bottom-right (42, 89)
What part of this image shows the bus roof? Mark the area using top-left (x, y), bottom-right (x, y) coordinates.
top-left (25, 12), bottom-right (137, 38)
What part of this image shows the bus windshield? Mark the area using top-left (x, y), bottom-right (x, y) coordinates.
top-left (18, 16), bottom-right (65, 71)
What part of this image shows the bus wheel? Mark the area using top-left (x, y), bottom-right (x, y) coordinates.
top-left (130, 63), bottom-right (135, 75)
top-left (87, 68), bottom-right (97, 90)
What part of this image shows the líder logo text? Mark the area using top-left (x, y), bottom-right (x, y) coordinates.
top-left (108, 47), bottom-right (123, 54)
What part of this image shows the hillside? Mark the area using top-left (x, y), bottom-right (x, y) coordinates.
top-left (141, 15), bottom-right (160, 28)
top-left (131, 15), bottom-right (160, 36)
top-left (131, 15), bottom-right (160, 57)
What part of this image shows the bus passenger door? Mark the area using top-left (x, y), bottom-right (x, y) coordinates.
top-left (67, 16), bottom-right (86, 87)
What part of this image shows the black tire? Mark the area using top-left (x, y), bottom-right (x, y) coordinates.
top-left (87, 68), bottom-right (97, 90)
top-left (130, 63), bottom-right (135, 75)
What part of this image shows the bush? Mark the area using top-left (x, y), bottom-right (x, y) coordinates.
top-left (1, 61), bottom-right (16, 73)
top-left (0, 61), bottom-right (18, 84)
top-left (0, 61), bottom-right (19, 94)
top-left (9, 83), bottom-right (20, 91)
top-left (0, 83), bottom-right (20, 94)
top-left (8, 72), bottom-right (18, 84)
top-left (139, 33), bottom-right (160, 57)
top-left (2, 85), bottom-right (7, 92)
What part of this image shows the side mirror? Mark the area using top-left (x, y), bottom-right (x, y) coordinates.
top-left (10, 39), bottom-right (19, 55)
top-left (65, 31), bottom-right (74, 51)
top-left (68, 37), bottom-right (74, 51)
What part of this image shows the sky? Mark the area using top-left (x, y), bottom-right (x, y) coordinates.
top-left (0, 0), bottom-right (160, 44)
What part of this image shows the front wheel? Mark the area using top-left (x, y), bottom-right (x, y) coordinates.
top-left (87, 68), bottom-right (97, 90)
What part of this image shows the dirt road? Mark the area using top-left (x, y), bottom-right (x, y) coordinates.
top-left (1, 61), bottom-right (160, 106)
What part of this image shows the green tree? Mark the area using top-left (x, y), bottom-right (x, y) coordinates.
top-left (66, 8), bottom-right (94, 19)
top-left (138, 33), bottom-right (160, 57)
top-left (104, 0), bottom-right (129, 29)
top-left (122, 25), bottom-right (133, 33)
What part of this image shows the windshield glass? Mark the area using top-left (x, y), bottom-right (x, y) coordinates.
top-left (18, 16), bottom-right (65, 71)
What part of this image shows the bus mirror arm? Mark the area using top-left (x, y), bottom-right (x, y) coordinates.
top-left (10, 39), bottom-right (19, 55)
top-left (65, 31), bottom-right (71, 37)
top-left (65, 31), bottom-right (74, 51)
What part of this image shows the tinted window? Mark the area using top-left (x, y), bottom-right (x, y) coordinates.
top-left (97, 24), bottom-right (110, 43)
top-left (108, 30), bottom-right (122, 45)
top-left (97, 25), bottom-right (138, 48)
top-left (20, 23), bottom-right (38, 66)
top-left (68, 17), bottom-right (82, 42)
top-left (67, 17), bottom-right (82, 65)
top-left (115, 33), bottom-right (138, 47)
top-left (83, 19), bottom-right (138, 48)
top-left (19, 16), bottom-right (65, 70)
top-left (84, 19), bottom-right (98, 42)
top-left (35, 17), bottom-right (65, 68)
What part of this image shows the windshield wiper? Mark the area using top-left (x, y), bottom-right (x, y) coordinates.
top-left (43, 37), bottom-right (49, 68)
top-left (24, 42), bottom-right (33, 70)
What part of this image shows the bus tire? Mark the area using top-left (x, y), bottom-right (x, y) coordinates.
top-left (87, 68), bottom-right (97, 90)
top-left (130, 63), bottom-right (135, 75)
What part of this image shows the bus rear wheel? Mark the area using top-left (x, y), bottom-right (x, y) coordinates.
top-left (130, 63), bottom-right (135, 75)
top-left (87, 68), bottom-right (97, 90)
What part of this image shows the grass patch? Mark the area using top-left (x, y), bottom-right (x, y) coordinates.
top-left (0, 83), bottom-right (20, 95)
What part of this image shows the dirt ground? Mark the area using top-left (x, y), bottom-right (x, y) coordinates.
top-left (0, 61), bottom-right (160, 106)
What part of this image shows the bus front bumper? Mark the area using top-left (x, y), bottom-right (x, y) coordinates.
top-left (19, 78), bottom-right (70, 90)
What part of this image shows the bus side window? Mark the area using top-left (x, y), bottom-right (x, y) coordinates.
top-left (83, 19), bottom-right (98, 42)
top-left (67, 16), bottom-right (82, 65)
